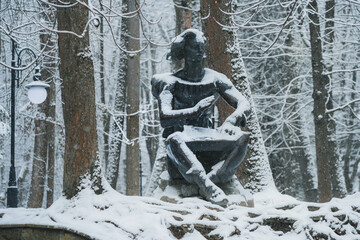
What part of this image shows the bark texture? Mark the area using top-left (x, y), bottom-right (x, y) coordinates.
top-left (143, 45), bottom-right (159, 170)
top-left (200, 0), bottom-right (234, 124)
top-left (0, 0), bottom-right (1, 56)
top-left (17, 118), bottom-right (33, 207)
top-left (45, 38), bottom-right (56, 208)
top-left (99, 12), bottom-right (110, 168)
top-left (28, 110), bottom-right (48, 207)
top-left (28, 11), bottom-right (56, 208)
top-left (200, 1), bottom-right (274, 192)
top-left (307, 0), bottom-right (332, 202)
top-left (343, 67), bottom-right (359, 193)
top-left (57, 0), bottom-right (102, 199)
top-left (124, 0), bottom-right (140, 196)
top-left (106, 32), bottom-right (126, 189)
top-left (323, 0), bottom-right (347, 198)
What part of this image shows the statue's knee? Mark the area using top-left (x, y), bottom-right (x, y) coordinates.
top-left (217, 168), bottom-right (236, 183)
top-left (166, 132), bottom-right (184, 147)
top-left (232, 132), bottom-right (250, 158)
top-left (166, 134), bottom-right (181, 154)
top-left (166, 156), bottom-right (183, 180)
top-left (237, 132), bottom-right (250, 148)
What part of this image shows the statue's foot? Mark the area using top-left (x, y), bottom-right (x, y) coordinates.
top-left (199, 185), bottom-right (228, 206)
top-left (208, 190), bottom-right (228, 206)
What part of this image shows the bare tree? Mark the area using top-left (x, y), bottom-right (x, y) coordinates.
top-left (141, 44), bottom-right (159, 170)
top-left (28, 4), bottom-right (57, 208)
top-left (97, 1), bottom-right (111, 170)
top-left (200, 0), bottom-right (275, 192)
top-left (57, 0), bottom-right (103, 199)
top-left (343, 67), bottom-right (360, 192)
top-left (200, 0), bottom-right (234, 124)
top-left (323, 0), bottom-right (347, 198)
top-left (0, 0), bottom-right (1, 56)
top-left (124, 0), bottom-right (140, 196)
top-left (307, 0), bottom-right (332, 202)
top-left (106, 20), bottom-right (126, 189)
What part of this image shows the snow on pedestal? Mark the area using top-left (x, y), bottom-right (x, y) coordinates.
top-left (1, 182), bottom-right (359, 240)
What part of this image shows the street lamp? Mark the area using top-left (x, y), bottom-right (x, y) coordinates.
top-left (25, 69), bottom-right (50, 104)
top-left (7, 39), bottom-right (50, 208)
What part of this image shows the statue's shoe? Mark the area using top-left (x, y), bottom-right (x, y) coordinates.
top-left (208, 191), bottom-right (229, 207)
top-left (199, 185), bottom-right (228, 207)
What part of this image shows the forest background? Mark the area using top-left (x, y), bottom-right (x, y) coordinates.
top-left (0, 0), bottom-right (359, 209)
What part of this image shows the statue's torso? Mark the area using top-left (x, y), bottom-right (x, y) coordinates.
top-left (152, 68), bottom-right (229, 136)
top-left (174, 80), bottom-right (218, 108)
top-left (173, 74), bottom-right (219, 129)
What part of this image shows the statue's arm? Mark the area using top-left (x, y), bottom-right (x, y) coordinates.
top-left (151, 77), bottom-right (214, 128)
top-left (216, 75), bottom-right (251, 128)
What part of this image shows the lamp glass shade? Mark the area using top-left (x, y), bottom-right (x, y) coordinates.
top-left (27, 86), bottom-right (48, 104)
top-left (25, 81), bottom-right (50, 104)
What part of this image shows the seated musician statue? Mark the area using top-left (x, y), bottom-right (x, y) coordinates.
top-left (151, 29), bottom-right (251, 205)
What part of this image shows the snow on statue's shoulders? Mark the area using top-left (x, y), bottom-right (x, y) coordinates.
top-left (206, 68), bottom-right (232, 85)
top-left (153, 68), bottom-right (228, 87)
top-left (152, 72), bottom-right (178, 85)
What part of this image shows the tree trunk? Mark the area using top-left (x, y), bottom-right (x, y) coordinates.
top-left (0, 134), bottom-right (5, 205)
top-left (28, 110), bottom-right (47, 207)
top-left (292, 7), bottom-right (319, 203)
top-left (46, 116), bottom-right (55, 208)
top-left (307, 0), bottom-right (332, 202)
top-left (106, 37), bottom-right (126, 189)
top-left (44, 37), bottom-right (56, 208)
top-left (297, 146), bottom-right (318, 201)
top-left (0, 0), bottom-right (1, 56)
top-left (344, 66), bottom-right (358, 192)
top-left (57, 0), bottom-right (102, 199)
top-left (323, 0), bottom-right (347, 198)
top-left (18, 117), bottom-right (33, 207)
top-left (200, 0), bottom-right (234, 125)
top-left (201, 0), bottom-right (275, 192)
top-left (28, 9), bottom-right (56, 208)
top-left (98, 3), bottom-right (111, 168)
top-left (143, 41), bottom-right (159, 170)
top-left (143, 95), bottom-right (159, 170)
top-left (124, 0), bottom-right (140, 196)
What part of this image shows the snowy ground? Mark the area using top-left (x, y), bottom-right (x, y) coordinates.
top-left (0, 179), bottom-right (359, 240)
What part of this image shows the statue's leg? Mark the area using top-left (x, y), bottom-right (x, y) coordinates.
top-left (209, 132), bottom-right (250, 183)
top-left (166, 156), bottom-right (183, 180)
top-left (166, 133), bottom-right (228, 205)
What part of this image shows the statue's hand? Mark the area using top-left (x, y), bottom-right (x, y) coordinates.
top-left (218, 122), bottom-right (242, 136)
top-left (195, 96), bottom-right (215, 114)
top-left (234, 113), bottom-right (248, 128)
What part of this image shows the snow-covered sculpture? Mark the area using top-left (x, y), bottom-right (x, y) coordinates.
top-left (151, 29), bottom-right (251, 205)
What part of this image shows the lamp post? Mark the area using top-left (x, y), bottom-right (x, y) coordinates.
top-left (7, 39), bottom-right (49, 208)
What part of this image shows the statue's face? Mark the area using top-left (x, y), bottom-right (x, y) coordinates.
top-left (184, 37), bottom-right (205, 62)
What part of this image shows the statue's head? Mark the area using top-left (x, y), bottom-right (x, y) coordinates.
top-left (167, 29), bottom-right (206, 61)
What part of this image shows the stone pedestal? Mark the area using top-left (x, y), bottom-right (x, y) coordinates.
top-left (0, 225), bottom-right (92, 240)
